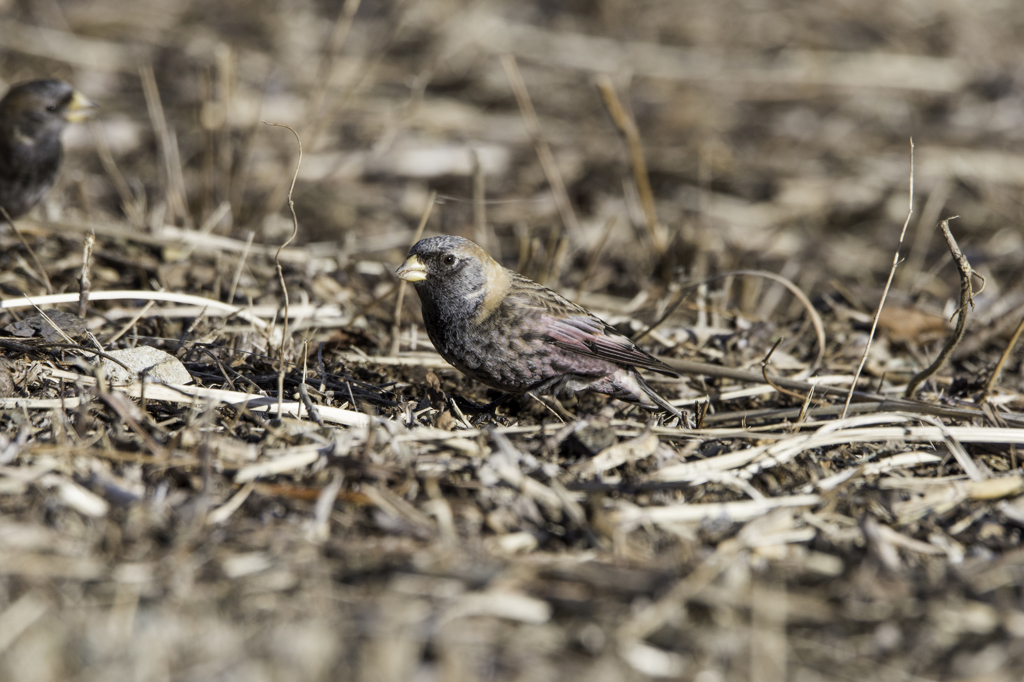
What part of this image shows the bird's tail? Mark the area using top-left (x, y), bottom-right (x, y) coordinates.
top-left (633, 371), bottom-right (682, 418)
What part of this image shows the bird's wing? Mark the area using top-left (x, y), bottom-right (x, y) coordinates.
top-left (506, 272), bottom-right (679, 377)
top-left (541, 314), bottom-right (680, 377)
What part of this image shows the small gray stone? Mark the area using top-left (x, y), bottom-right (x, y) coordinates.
top-left (5, 309), bottom-right (88, 343)
top-left (101, 347), bottom-right (192, 385)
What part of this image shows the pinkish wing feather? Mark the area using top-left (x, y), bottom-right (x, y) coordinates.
top-left (542, 315), bottom-right (679, 376)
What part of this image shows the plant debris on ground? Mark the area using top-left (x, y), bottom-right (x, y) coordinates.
top-left (1, 1), bottom-right (1024, 680)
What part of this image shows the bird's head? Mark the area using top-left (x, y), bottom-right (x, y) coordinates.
top-left (0, 79), bottom-right (97, 143)
top-left (396, 235), bottom-right (509, 318)
top-left (396, 235), bottom-right (487, 282)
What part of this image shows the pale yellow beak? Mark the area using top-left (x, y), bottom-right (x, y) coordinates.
top-left (64, 91), bottom-right (98, 122)
top-left (396, 255), bottom-right (427, 282)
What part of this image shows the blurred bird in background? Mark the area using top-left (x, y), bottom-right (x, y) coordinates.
top-left (0, 79), bottom-right (97, 219)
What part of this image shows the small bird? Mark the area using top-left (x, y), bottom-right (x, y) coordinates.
top-left (396, 235), bottom-right (682, 418)
top-left (0, 79), bottom-right (97, 219)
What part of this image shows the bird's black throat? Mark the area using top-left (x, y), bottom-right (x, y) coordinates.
top-left (412, 260), bottom-right (487, 362)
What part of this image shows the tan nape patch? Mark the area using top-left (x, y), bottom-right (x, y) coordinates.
top-left (472, 254), bottom-right (512, 325)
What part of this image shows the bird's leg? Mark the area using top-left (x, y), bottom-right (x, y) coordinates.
top-left (526, 373), bottom-right (586, 399)
top-left (629, 370), bottom-right (684, 419)
top-left (523, 375), bottom-right (587, 422)
top-left (526, 392), bottom-right (576, 422)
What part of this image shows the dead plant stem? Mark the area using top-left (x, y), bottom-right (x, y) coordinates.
top-left (2, 206), bottom-right (53, 295)
top-left (77, 231), bottom-right (94, 318)
top-left (390, 191), bottom-right (437, 357)
top-left (843, 140), bottom-right (913, 418)
top-left (905, 218), bottom-right (978, 397)
top-left (981, 314), bottom-right (1024, 401)
top-left (597, 75), bottom-right (666, 257)
top-left (262, 121), bottom-right (303, 418)
top-left (502, 55), bottom-right (581, 247)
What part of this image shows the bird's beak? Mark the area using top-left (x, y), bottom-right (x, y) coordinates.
top-left (396, 255), bottom-right (427, 282)
top-left (64, 91), bottom-right (99, 122)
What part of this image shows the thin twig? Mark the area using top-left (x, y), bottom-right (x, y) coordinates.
top-left (89, 120), bottom-right (142, 226)
top-left (299, 339), bottom-right (325, 427)
top-left (105, 300), bottom-right (157, 345)
top-left (471, 149), bottom-right (490, 254)
top-left (502, 55), bottom-right (581, 245)
top-left (139, 62), bottom-right (191, 227)
top-left (317, 342), bottom-right (327, 393)
top-left (1, 206), bottom-right (54, 295)
top-left (544, 233), bottom-right (569, 287)
top-left (980, 314), bottom-right (1024, 401)
top-left (77, 231), bottom-right (95, 319)
top-left (261, 121), bottom-right (303, 418)
top-left (695, 400), bottom-right (710, 429)
top-left (575, 216), bottom-right (617, 302)
top-left (303, 0), bottom-right (363, 151)
top-left (843, 140), bottom-right (914, 418)
top-left (633, 269), bottom-right (826, 379)
top-left (658, 358), bottom-right (1010, 424)
top-left (905, 218), bottom-right (977, 398)
top-left (389, 190), bottom-right (437, 357)
top-left (174, 306), bottom-right (209, 354)
top-left (632, 287), bottom-right (688, 343)
top-left (596, 75), bottom-right (666, 257)
top-left (226, 230), bottom-right (255, 304)
top-left (761, 338), bottom-right (807, 401)
top-left (176, 200), bottom-right (231, 261)
top-left (727, 270), bottom-right (825, 380)
top-left (796, 385), bottom-right (815, 426)
top-left (902, 178), bottom-right (951, 290)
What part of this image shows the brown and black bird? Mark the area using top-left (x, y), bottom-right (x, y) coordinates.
top-left (0, 79), bottom-right (96, 219)
top-left (396, 235), bottom-right (682, 418)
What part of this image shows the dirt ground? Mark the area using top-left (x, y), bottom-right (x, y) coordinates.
top-left (1, 0), bottom-right (1024, 680)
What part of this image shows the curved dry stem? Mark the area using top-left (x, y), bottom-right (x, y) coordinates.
top-left (261, 121), bottom-right (302, 417)
top-left (729, 269), bottom-right (826, 380)
top-left (634, 269), bottom-right (825, 380)
top-left (761, 338), bottom-right (809, 401)
top-left (905, 218), bottom-right (975, 398)
top-left (631, 286), bottom-right (688, 343)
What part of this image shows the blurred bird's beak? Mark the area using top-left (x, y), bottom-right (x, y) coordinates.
top-left (396, 255), bottom-right (427, 282)
top-left (64, 91), bottom-right (99, 122)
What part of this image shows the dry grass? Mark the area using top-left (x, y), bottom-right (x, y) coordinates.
top-left (2, 1), bottom-right (1024, 680)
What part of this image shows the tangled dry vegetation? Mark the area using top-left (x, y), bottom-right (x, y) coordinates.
top-left (2, 0), bottom-right (1024, 680)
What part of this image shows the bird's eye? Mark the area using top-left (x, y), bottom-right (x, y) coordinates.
top-left (45, 104), bottom-right (58, 112)
top-left (442, 254), bottom-right (456, 266)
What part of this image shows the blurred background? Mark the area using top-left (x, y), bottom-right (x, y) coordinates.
top-left (2, 0), bottom-right (1024, 680)
top-left (3, 0), bottom-right (1023, 304)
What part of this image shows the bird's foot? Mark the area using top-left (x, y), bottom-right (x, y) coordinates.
top-left (526, 392), bottom-right (576, 422)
